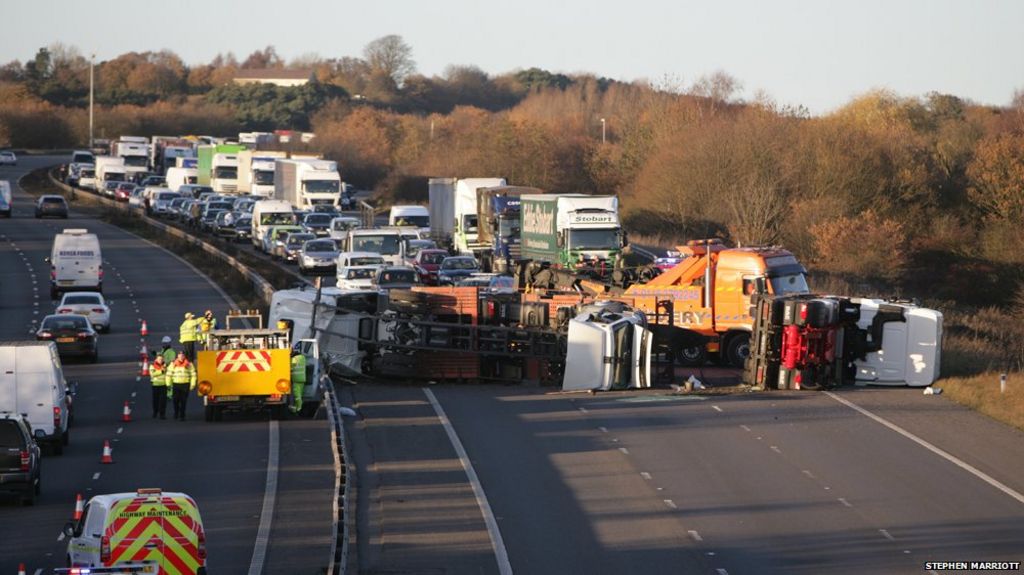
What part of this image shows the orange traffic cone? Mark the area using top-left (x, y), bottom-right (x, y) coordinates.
top-left (140, 359), bottom-right (149, 377)
top-left (72, 493), bottom-right (84, 521)
top-left (139, 343), bottom-right (148, 360)
top-left (100, 440), bottom-right (113, 464)
top-left (122, 400), bottom-right (132, 423)
top-left (18, 563), bottom-right (26, 575)
top-left (140, 320), bottom-right (148, 336)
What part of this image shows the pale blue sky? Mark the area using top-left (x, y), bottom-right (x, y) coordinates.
top-left (5, 0), bottom-right (1022, 114)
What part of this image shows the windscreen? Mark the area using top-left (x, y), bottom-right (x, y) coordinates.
top-left (305, 241), bottom-right (336, 252)
top-left (43, 316), bottom-right (89, 330)
top-left (378, 269), bottom-right (417, 284)
top-left (260, 212), bottom-right (295, 226)
top-left (350, 256), bottom-right (384, 266)
top-left (0, 422), bottom-right (22, 445)
top-left (769, 273), bottom-right (810, 296)
top-left (287, 234), bottom-right (315, 247)
top-left (213, 167), bottom-right (238, 179)
top-left (122, 156), bottom-right (148, 167)
top-left (304, 180), bottom-right (340, 194)
top-left (209, 202), bottom-right (234, 211)
top-left (568, 228), bottom-right (620, 250)
top-left (305, 214), bottom-right (332, 225)
top-left (420, 252), bottom-right (446, 265)
top-left (332, 220), bottom-right (358, 231)
top-left (463, 214), bottom-right (478, 234)
top-left (157, 193), bottom-right (178, 201)
top-left (352, 235), bottom-right (400, 255)
top-left (394, 215), bottom-right (429, 227)
top-left (254, 170), bottom-right (275, 185)
top-left (498, 218), bottom-right (520, 237)
top-left (442, 258), bottom-right (478, 270)
top-left (64, 295), bottom-right (101, 305)
top-left (346, 268), bottom-right (375, 279)
top-left (81, 169), bottom-right (95, 178)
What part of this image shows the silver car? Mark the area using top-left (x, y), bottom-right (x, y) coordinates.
top-left (298, 239), bottom-right (341, 275)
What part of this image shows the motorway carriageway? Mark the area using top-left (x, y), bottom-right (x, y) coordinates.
top-left (22, 156), bottom-right (1024, 574)
top-left (0, 156), bottom-right (332, 574)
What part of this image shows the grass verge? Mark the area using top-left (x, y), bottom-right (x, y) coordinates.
top-left (938, 372), bottom-right (1024, 432)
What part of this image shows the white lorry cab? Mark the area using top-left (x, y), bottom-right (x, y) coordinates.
top-left (48, 229), bottom-right (103, 300)
top-left (0, 341), bottom-right (72, 454)
top-left (64, 488), bottom-right (208, 574)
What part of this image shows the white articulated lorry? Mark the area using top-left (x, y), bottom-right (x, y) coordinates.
top-left (427, 177), bottom-right (506, 253)
top-left (237, 150), bottom-right (287, 197)
top-left (274, 158), bottom-right (341, 209)
top-left (112, 137), bottom-right (150, 179)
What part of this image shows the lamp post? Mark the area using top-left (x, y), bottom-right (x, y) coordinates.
top-left (89, 53), bottom-right (95, 151)
top-left (600, 117), bottom-right (606, 144)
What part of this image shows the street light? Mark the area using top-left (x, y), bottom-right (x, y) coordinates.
top-left (89, 53), bottom-right (95, 151)
top-left (600, 118), bottom-right (606, 144)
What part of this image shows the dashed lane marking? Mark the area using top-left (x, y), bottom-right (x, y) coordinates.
top-left (770, 446), bottom-right (782, 454)
top-left (879, 529), bottom-right (895, 541)
top-left (712, 405), bottom-right (723, 412)
top-left (640, 472), bottom-right (652, 480)
top-left (598, 426), bottom-right (608, 433)
top-left (618, 447), bottom-right (629, 455)
top-left (117, 427), bottom-right (123, 434)
top-left (664, 499), bottom-right (677, 509)
top-left (716, 569), bottom-right (730, 575)
top-left (802, 470), bottom-right (816, 479)
top-left (688, 530), bottom-right (703, 542)
top-left (92, 472), bottom-right (100, 480)
top-left (838, 497), bottom-right (853, 507)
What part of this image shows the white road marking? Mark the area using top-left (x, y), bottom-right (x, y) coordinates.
top-left (577, 406), bottom-right (588, 413)
top-left (712, 405), bottom-right (723, 412)
top-left (247, 421), bottom-right (279, 575)
top-left (34, 568), bottom-right (43, 575)
top-left (825, 391), bottom-right (1024, 505)
top-left (802, 470), bottom-right (816, 479)
top-left (55, 533), bottom-right (64, 542)
top-left (424, 388), bottom-right (513, 575)
top-left (838, 497), bottom-right (853, 507)
top-left (131, 391), bottom-right (137, 398)
top-left (117, 427), bottom-right (123, 434)
top-left (619, 447), bottom-right (630, 455)
top-left (664, 499), bottom-right (677, 509)
top-left (598, 426), bottom-right (608, 433)
top-left (688, 530), bottom-right (703, 541)
top-left (770, 446), bottom-right (782, 454)
top-left (879, 529), bottom-right (895, 541)
top-left (824, 486), bottom-right (831, 490)
top-left (640, 472), bottom-right (652, 480)
top-left (92, 472), bottom-right (100, 480)
top-left (716, 569), bottom-right (730, 575)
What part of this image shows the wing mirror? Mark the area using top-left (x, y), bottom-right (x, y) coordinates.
top-left (44, 257), bottom-right (51, 263)
top-left (63, 522), bottom-right (77, 538)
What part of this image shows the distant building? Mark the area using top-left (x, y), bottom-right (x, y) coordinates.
top-left (233, 69), bottom-right (314, 87)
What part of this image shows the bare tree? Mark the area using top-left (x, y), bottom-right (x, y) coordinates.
top-left (363, 35), bottom-right (416, 86)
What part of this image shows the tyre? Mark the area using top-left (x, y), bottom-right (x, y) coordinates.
top-left (34, 474), bottom-right (41, 495)
top-left (675, 343), bottom-right (708, 367)
top-left (724, 333), bottom-right (751, 369)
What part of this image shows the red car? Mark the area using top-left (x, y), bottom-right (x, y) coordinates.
top-left (411, 249), bottom-right (449, 285)
top-left (114, 182), bottom-right (136, 202)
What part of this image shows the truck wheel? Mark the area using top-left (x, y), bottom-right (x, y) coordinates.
top-left (724, 334), bottom-right (751, 369)
top-left (674, 344), bottom-right (707, 367)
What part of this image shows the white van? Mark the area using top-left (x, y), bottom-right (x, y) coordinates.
top-left (0, 341), bottom-right (72, 454)
top-left (0, 180), bottom-right (11, 218)
top-left (329, 216), bottom-right (361, 240)
top-left (251, 199), bottom-right (297, 250)
top-left (166, 166), bottom-right (199, 192)
top-left (48, 229), bottom-right (103, 300)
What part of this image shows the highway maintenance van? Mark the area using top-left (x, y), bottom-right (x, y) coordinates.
top-left (48, 228), bottom-right (103, 299)
top-left (63, 488), bottom-right (207, 575)
top-left (0, 341), bottom-right (72, 454)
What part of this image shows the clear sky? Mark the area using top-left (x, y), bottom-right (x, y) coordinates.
top-left (5, 0), bottom-right (1022, 114)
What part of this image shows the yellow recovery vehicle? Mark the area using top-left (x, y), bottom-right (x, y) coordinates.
top-left (195, 310), bottom-right (294, 421)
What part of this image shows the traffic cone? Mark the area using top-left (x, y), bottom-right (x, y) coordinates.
top-left (100, 440), bottom-right (113, 464)
top-left (140, 359), bottom-right (149, 377)
top-left (122, 400), bottom-right (132, 423)
top-left (18, 563), bottom-right (26, 575)
top-left (72, 493), bottom-right (84, 521)
top-left (140, 320), bottom-right (148, 336)
top-left (139, 343), bottom-right (148, 361)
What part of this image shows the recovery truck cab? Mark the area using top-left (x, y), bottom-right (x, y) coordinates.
top-left (615, 239), bottom-right (810, 367)
top-left (63, 488), bottom-right (207, 574)
top-left (195, 311), bottom-right (318, 420)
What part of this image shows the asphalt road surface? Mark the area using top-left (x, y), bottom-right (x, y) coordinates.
top-left (345, 382), bottom-right (1024, 574)
top-left (0, 156), bottom-right (333, 574)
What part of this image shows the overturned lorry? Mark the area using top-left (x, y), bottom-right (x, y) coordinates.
top-left (744, 294), bottom-right (943, 390)
top-left (269, 285), bottom-right (656, 391)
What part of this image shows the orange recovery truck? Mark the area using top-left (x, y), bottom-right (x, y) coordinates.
top-left (605, 240), bottom-right (811, 367)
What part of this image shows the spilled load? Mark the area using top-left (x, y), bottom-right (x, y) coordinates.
top-left (744, 294), bottom-right (943, 390)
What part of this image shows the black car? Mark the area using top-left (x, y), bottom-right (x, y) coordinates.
top-left (232, 215), bottom-right (253, 242)
top-left (36, 314), bottom-right (98, 362)
top-left (35, 195), bottom-right (69, 219)
top-left (139, 175), bottom-right (166, 188)
top-left (437, 256), bottom-right (481, 284)
top-left (0, 413), bottom-right (42, 506)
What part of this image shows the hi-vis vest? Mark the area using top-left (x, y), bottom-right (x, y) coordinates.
top-left (179, 318), bottom-right (199, 343)
top-left (150, 361), bottom-right (168, 386)
top-left (291, 354), bottom-right (307, 384)
top-left (168, 360), bottom-right (196, 386)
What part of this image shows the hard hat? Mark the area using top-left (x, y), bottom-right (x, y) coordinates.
top-left (184, 312), bottom-right (194, 319)
top-left (205, 309), bottom-right (213, 315)
top-left (161, 336), bottom-right (172, 344)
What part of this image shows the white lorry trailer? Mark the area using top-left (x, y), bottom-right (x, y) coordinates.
top-left (94, 156), bottom-right (127, 189)
top-left (427, 177), bottom-right (506, 253)
top-left (274, 158), bottom-right (341, 209)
